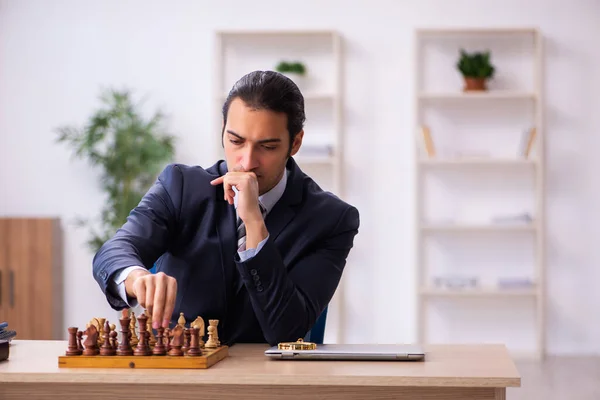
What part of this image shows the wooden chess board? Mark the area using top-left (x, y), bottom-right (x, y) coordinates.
top-left (58, 345), bottom-right (228, 369)
top-left (58, 311), bottom-right (228, 369)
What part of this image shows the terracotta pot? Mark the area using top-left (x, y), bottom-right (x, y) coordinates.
top-left (463, 77), bottom-right (487, 91)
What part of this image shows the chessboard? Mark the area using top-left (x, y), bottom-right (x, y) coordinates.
top-left (58, 310), bottom-right (228, 369)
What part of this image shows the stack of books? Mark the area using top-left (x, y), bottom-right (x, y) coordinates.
top-left (0, 322), bottom-right (15, 361)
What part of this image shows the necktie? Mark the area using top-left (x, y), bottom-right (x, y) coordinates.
top-left (237, 203), bottom-right (267, 251)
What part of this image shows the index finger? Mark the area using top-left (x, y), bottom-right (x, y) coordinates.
top-left (151, 276), bottom-right (167, 328)
top-left (210, 176), bottom-right (224, 185)
top-left (163, 278), bottom-right (177, 328)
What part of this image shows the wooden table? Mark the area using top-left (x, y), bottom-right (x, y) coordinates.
top-left (0, 340), bottom-right (520, 399)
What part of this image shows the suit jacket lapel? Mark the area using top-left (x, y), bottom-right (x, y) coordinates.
top-left (265, 202), bottom-right (295, 243)
top-left (266, 157), bottom-right (304, 243)
top-left (214, 162), bottom-right (238, 314)
top-left (216, 200), bottom-right (237, 289)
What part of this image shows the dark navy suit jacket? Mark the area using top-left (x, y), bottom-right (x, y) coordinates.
top-left (92, 157), bottom-right (359, 346)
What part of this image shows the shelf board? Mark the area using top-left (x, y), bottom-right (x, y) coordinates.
top-left (420, 287), bottom-right (537, 297)
top-left (416, 27), bottom-right (539, 36)
top-left (421, 223), bottom-right (536, 232)
top-left (419, 158), bottom-right (537, 168)
top-left (302, 93), bottom-right (337, 101)
top-left (418, 91), bottom-right (537, 100)
top-left (216, 29), bottom-right (338, 37)
top-left (217, 92), bottom-right (335, 101)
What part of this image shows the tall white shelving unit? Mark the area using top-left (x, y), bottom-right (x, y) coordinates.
top-left (414, 28), bottom-right (545, 359)
top-left (213, 30), bottom-right (347, 343)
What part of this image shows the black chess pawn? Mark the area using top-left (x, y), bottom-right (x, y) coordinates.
top-left (100, 321), bottom-right (116, 356)
top-left (110, 329), bottom-right (118, 350)
top-left (186, 327), bottom-right (201, 356)
top-left (152, 327), bottom-right (167, 356)
top-left (182, 328), bottom-right (190, 354)
top-left (76, 331), bottom-right (84, 352)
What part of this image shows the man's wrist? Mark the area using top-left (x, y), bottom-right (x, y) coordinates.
top-left (244, 219), bottom-right (269, 250)
top-left (124, 269), bottom-right (150, 298)
top-left (241, 207), bottom-right (264, 225)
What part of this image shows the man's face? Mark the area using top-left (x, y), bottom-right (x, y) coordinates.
top-left (223, 98), bottom-right (303, 195)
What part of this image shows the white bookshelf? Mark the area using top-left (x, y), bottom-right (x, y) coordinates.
top-left (418, 91), bottom-right (537, 101)
top-left (213, 29), bottom-right (344, 195)
top-left (414, 28), bottom-right (545, 359)
top-left (421, 223), bottom-right (538, 233)
top-left (419, 158), bottom-right (537, 168)
top-left (213, 30), bottom-right (346, 342)
top-left (420, 287), bottom-right (538, 297)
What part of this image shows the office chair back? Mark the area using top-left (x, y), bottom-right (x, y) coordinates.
top-left (304, 306), bottom-right (328, 344)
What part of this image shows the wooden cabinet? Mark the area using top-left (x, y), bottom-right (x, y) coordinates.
top-left (0, 218), bottom-right (63, 339)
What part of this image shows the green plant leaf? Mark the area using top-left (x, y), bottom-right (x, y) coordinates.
top-left (456, 48), bottom-right (495, 79)
top-left (275, 60), bottom-right (306, 75)
top-left (55, 88), bottom-right (176, 253)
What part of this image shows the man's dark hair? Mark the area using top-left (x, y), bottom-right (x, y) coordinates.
top-left (222, 70), bottom-right (306, 155)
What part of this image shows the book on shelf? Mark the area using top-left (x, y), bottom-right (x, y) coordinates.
top-left (428, 276), bottom-right (535, 292)
top-left (417, 125), bottom-right (435, 158)
top-left (496, 278), bottom-right (535, 289)
top-left (490, 212), bottom-right (534, 225)
top-left (519, 127), bottom-right (537, 159)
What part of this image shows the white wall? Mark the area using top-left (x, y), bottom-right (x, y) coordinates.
top-left (1, 0), bottom-right (599, 355)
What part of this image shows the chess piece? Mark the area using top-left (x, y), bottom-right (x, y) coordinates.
top-left (164, 327), bottom-right (171, 351)
top-left (191, 317), bottom-right (205, 347)
top-left (66, 327), bottom-right (82, 356)
top-left (152, 327), bottom-right (167, 355)
top-left (134, 313), bottom-right (152, 356)
top-left (109, 328), bottom-right (118, 350)
top-left (87, 317), bottom-right (104, 346)
top-left (100, 321), bottom-right (116, 356)
top-left (205, 319), bottom-right (220, 348)
top-left (178, 312), bottom-right (186, 327)
top-left (186, 327), bottom-right (201, 356)
top-left (117, 313), bottom-right (133, 356)
top-left (146, 315), bottom-right (157, 347)
top-left (168, 325), bottom-right (184, 356)
top-left (129, 312), bottom-right (139, 347)
top-left (82, 325), bottom-right (100, 355)
top-left (76, 331), bottom-right (84, 352)
top-left (182, 328), bottom-right (190, 354)
top-left (97, 318), bottom-right (106, 346)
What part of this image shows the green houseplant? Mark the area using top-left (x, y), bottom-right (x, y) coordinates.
top-left (456, 49), bottom-right (495, 91)
top-left (56, 89), bottom-right (176, 252)
top-left (275, 61), bottom-right (306, 76)
top-left (275, 61), bottom-right (307, 89)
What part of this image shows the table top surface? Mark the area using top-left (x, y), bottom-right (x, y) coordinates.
top-left (0, 340), bottom-right (521, 388)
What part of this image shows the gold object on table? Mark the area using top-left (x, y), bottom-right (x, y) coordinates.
top-left (277, 338), bottom-right (317, 350)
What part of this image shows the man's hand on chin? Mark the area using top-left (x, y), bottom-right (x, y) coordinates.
top-left (210, 167), bottom-right (268, 249)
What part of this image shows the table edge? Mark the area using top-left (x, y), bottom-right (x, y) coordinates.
top-left (0, 372), bottom-right (521, 388)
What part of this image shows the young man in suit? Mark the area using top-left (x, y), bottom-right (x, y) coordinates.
top-left (93, 70), bottom-right (360, 346)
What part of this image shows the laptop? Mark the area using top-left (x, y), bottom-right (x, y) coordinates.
top-left (264, 343), bottom-right (425, 361)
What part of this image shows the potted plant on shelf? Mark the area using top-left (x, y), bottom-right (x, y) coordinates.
top-left (456, 49), bottom-right (495, 91)
top-left (56, 88), bottom-right (176, 252)
top-left (275, 61), bottom-right (306, 88)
